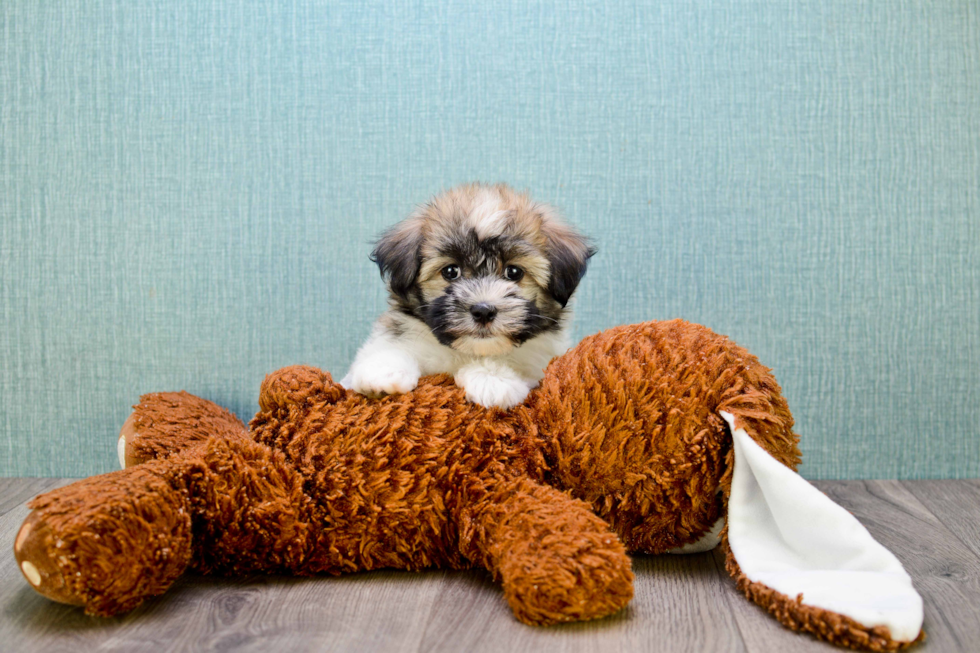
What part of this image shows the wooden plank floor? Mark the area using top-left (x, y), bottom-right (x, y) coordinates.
top-left (1, 479), bottom-right (978, 653)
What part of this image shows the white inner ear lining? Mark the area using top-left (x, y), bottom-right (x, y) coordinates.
top-left (721, 410), bottom-right (923, 643)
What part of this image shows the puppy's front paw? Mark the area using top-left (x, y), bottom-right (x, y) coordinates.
top-left (455, 364), bottom-right (530, 409)
top-left (342, 354), bottom-right (420, 398)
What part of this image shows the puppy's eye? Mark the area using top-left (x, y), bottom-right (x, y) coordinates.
top-left (504, 265), bottom-right (524, 282)
top-left (441, 265), bottom-right (461, 281)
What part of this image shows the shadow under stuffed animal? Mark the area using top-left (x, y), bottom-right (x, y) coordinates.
top-left (13, 320), bottom-right (923, 651)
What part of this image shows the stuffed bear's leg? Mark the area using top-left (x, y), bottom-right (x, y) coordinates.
top-left (169, 436), bottom-right (316, 576)
top-left (457, 476), bottom-right (634, 626)
top-left (118, 391), bottom-right (248, 468)
top-left (14, 462), bottom-right (194, 616)
top-left (15, 435), bottom-right (316, 616)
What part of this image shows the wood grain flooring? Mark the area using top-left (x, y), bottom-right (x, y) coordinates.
top-left (1, 479), bottom-right (977, 653)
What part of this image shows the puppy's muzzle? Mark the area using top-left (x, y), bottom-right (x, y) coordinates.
top-left (469, 303), bottom-right (498, 325)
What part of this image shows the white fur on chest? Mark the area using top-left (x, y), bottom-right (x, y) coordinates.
top-left (341, 312), bottom-right (571, 408)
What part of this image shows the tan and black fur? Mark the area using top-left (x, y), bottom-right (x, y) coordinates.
top-left (342, 183), bottom-right (595, 409)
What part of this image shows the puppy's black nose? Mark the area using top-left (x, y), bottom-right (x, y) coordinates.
top-left (470, 303), bottom-right (497, 324)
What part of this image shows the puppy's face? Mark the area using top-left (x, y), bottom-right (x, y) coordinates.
top-left (372, 184), bottom-right (595, 356)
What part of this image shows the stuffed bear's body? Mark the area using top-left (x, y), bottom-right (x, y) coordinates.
top-left (15, 320), bottom-right (914, 651)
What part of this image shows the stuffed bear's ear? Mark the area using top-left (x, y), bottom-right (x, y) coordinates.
top-left (370, 217), bottom-right (425, 301)
top-left (540, 214), bottom-right (596, 308)
top-left (719, 411), bottom-right (924, 648)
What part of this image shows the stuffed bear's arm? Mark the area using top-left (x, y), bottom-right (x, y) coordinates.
top-left (456, 475), bottom-right (634, 626)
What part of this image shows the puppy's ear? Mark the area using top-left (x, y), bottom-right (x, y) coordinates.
top-left (370, 218), bottom-right (424, 300)
top-left (542, 218), bottom-right (596, 308)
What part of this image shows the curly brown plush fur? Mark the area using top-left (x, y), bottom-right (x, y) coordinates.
top-left (12, 320), bottom-right (911, 650)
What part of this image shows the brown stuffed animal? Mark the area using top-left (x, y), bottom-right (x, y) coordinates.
top-left (12, 320), bottom-right (922, 651)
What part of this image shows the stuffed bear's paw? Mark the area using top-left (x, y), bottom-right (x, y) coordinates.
top-left (15, 468), bottom-right (193, 616)
top-left (14, 511), bottom-right (85, 607)
top-left (501, 529), bottom-right (634, 625)
top-left (342, 354), bottom-right (420, 398)
top-left (455, 363), bottom-right (531, 409)
top-left (117, 410), bottom-right (151, 469)
top-left (115, 392), bottom-right (248, 469)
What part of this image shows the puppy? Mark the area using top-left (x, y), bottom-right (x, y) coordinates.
top-left (341, 183), bottom-right (595, 409)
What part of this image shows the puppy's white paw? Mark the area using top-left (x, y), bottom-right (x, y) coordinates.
top-left (455, 363), bottom-right (531, 409)
top-left (342, 354), bottom-right (420, 398)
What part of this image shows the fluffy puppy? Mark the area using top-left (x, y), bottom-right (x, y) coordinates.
top-left (341, 183), bottom-right (595, 409)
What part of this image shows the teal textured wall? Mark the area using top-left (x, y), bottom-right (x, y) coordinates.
top-left (2, 1), bottom-right (978, 479)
